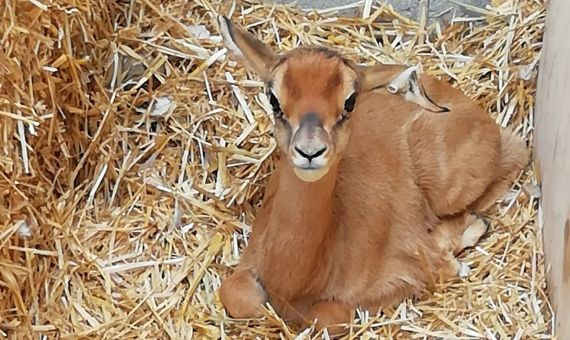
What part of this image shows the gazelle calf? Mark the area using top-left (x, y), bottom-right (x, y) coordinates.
top-left (216, 16), bottom-right (528, 334)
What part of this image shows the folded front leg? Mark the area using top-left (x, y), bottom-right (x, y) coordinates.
top-left (305, 300), bottom-right (353, 336)
top-left (219, 269), bottom-right (266, 318)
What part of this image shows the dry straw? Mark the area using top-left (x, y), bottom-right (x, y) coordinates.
top-left (0, 0), bottom-right (552, 338)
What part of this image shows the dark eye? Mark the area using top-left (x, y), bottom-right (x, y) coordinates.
top-left (344, 93), bottom-right (357, 113)
top-left (268, 91), bottom-right (285, 120)
top-left (268, 91), bottom-right (280, 112)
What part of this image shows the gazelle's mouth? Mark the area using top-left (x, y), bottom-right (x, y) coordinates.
top-left (293, 165), bottom-right (330, 182)
top-left (290, 151), bottom-right (329, 171)
top-left (297, 164), bottom-right (323, 170)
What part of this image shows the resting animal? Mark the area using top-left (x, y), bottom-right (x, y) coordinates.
top-left (216, 15), bottom-right (528, 334)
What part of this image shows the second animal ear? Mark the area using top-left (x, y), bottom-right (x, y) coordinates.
top-left (387, 65), bottom-right (449, 113)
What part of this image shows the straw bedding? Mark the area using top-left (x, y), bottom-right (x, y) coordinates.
top-left (0, 0), bottom-right (553, 338)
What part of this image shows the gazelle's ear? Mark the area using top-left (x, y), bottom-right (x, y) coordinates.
top-left (217, 15), bottom-right (278, 81)
top-left (359, 63), bottom-right (448, 113)
top-left (386, 65), bottom-right (449, 113)
top-left (357, 63), bottom-right (408, 92)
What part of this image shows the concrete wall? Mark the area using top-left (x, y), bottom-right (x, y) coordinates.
top-left (268, 0), bottom-right (489, 21)
top-left (535, 0), bottom-right (570, 336)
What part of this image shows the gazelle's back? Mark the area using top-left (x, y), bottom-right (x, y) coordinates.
top-left (405, 75), bottom-right (502, 216)
top-left (340, 74), bottom-right (505, 218)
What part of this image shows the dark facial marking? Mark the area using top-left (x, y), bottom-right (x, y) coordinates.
top-left (335, 93), bottom-right (358, 125)
top-left (267, 90), bottom-right (286, 121)
top-left (268, 91), bottom-right (281, 112)
top-left (299, 112), bottom-right (322, 129)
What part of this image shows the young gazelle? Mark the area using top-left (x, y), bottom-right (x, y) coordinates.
top-left (216, 16), bottom-right (528, 333)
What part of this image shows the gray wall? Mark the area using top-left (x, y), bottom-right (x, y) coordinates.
top-left (268, 0), bottom-right (489, 21)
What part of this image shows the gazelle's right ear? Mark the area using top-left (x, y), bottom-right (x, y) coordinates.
top-left (386, 65), bottom-right (449, 113)
top-left (217, 15), bottom-right (278, 81)
top-left (357, 64), bottom-right (408, 92)
top-left (359, 63), bottom-right (449, 113)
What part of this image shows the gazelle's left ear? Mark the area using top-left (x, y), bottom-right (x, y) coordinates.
top-left (217, 15), bottom-right (278, 82)
top-left (359, 63), bottom-right (449, 113)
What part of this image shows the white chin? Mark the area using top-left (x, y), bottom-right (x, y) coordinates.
top-left (293, 167), bottom-right (330, 182)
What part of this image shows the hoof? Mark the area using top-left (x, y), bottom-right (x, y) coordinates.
top-left (219, 270), bottom-right (266, 318)
top-left (306, 301), bottom-right (352, 337)
top-left (459, 217), bottom-right (489, 251)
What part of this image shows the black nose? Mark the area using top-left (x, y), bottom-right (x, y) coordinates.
top-left (294, 145), bottom-right (327, 161)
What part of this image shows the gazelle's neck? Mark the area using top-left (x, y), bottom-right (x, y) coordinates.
top-left (277, 161), bottom-right (338, 229)
top-left (258, 160), bottom-right (338, 300)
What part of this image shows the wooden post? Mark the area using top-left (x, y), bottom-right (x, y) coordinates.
top-left (535, 0), bottom-right (570, 336)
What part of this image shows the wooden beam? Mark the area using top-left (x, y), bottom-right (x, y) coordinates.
top-left (535, 0), bottom-right (570, 336)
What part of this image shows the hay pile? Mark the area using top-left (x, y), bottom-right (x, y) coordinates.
top-left (0, 0), bottom-right (552, 338)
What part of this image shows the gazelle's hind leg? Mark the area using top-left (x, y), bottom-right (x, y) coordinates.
top-left (303, 301), bottom-right (353, 336)
top-left (439, 251), bottom-right (463, 278)
top-left (456, 216), bottom-right (489, 254)
top-left (470, 129), bottom-right (529, 212)
top-left (433, 213), bottom-right (489, 279)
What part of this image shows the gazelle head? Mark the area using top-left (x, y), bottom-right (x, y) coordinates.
top-left (217, 16), bottom-right (447, 182)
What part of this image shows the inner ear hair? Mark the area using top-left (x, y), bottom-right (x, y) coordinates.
top-left (387, 65), bottom-right (449, 113)
top-left (217, 15), bottom-right (277, 81)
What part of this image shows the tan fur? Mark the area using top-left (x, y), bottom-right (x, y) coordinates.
top-left (216, 16), bottom-right (529, 335)
top-left (404, 76), bottom-right (502, 216)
